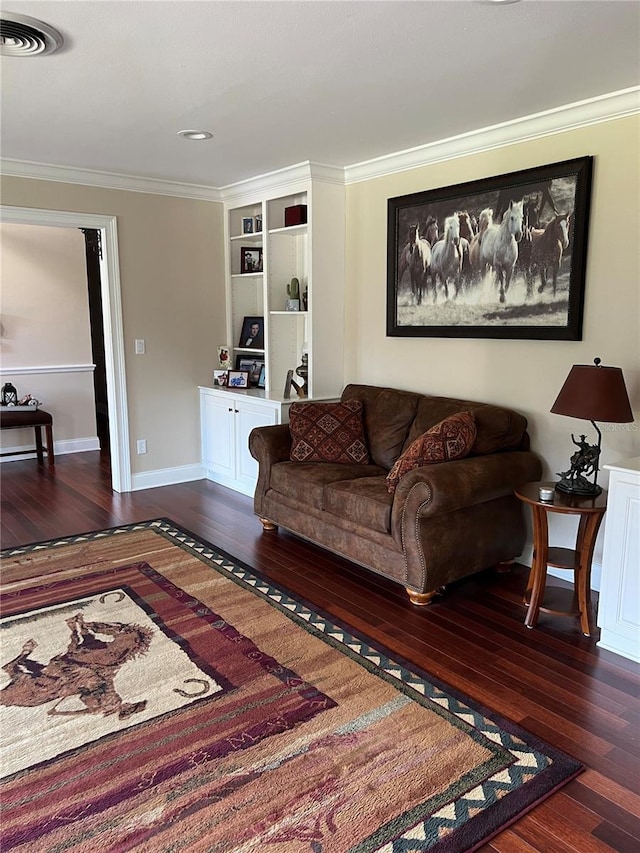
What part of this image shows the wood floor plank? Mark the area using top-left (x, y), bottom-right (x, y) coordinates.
top-left (1, 450), bottom-right (639, 852)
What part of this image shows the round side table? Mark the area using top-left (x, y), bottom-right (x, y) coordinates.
top-left (515, 482), bottom-right (607, 637)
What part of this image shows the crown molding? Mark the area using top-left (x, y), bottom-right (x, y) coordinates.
top-left (2, 88), bottom-right (637, 199)
top-left (0, 158), bottom-right (223, 201)
top-left (219, 161), bottom-right (344, 206)
top-left (344, 87), bottom-right (640, 184)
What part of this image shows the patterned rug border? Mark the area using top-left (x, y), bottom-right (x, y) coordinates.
top-left (2, 517), bottom-right (584, 853)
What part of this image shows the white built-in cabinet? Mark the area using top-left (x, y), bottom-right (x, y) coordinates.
top-left (200, 165), bottom-right (345, 496)
top-left (597, 457), bottom-right (640, 663)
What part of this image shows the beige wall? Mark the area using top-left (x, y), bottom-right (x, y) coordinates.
top-left (0, 223), bottom-right (97, 449)
top-left (344, 115), bottom-right (640, 563)
top-left (0, 177), bottom-right (225, 475)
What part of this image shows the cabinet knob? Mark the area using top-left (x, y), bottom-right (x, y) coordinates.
top-left (228, 407), bottom-right (233, 412)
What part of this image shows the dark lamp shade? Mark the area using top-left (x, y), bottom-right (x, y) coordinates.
top-left (551, 364), bottom-right (633, 423)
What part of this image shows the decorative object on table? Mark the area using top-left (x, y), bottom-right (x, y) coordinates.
top-left (284, 204), bottom-right (307, 227)
top-left (387, 156), bottom-right (593, 341)
top-left (227, 369), bottom-right (250, 389)
top-left (241, 216), bottom-right (254, 234)
top-left (255, 214), bottom-right (262, 233)
top-left (217, 345), bottom-right (231, 369)
top-left (213, 369), bottom-right (228, 387)
top-left (1, 383), bottom-right (18, 406)
top-left (0, 520), bottom-right (582, 853)
top-left (538, 486), bottom-right (555, 502)
top-left (302, 285), bottom-right (308, 311)
top-left (240, 246), bottom-right (263, 274)
top-left (551, 357), bottom-right (633, 496)
top-left (284, 353), bottom-right (308, 399)
top-left (285, 276), bottom-right (300, 311)
top-left (238, 316), bottom-right (264, 349)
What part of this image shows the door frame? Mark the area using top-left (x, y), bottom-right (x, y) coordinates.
top-left (1, 206), bottom-right (131, 492)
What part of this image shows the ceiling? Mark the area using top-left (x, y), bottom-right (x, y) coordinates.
top-left (1, 1), bottom-right (639, 190)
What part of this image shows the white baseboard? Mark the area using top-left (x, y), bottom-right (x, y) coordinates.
top-left (0, 436), bottom-right (100, 462)
top-left (518, 542), bottom-right (601, 593)
top-left (131, 464), bottom-right (205, 491)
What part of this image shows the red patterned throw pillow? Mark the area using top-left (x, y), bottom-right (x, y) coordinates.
top-left (289, 400), bottom-right (370, 465)
top-left (386, 411), bottom-right (477, 494)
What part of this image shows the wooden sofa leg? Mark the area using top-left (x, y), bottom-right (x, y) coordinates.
top-left (495, 559), bottom-right (514, 574)
top-left (406, 588), bottom-right (438, 606)
top-left (259, 518), bottom-right (278, 531)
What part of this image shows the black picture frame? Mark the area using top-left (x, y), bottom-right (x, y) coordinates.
top-left (235, 355), bottom-right (264, 386)
top-left (257, 364), bottom-right (266, 389)
top-left (238, 316), bottom-right (264, 349)
top-left (387, 156), bottom-right (593, 340)
top-left (227, 370), bottom-right (250, 389)
top-left (240, 246), bottom-right (263, 274)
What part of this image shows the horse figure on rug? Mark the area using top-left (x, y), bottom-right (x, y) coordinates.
top-left (430, 214), bottom-right (463, 302)
top-left (478, 199), bottom-right (524, 303)
top-left (1, 613), bottom-right (153, 719)
top-left (407, 223), bottom-right (432, 305)
top-left (530, 213), bottom-right (571, 297)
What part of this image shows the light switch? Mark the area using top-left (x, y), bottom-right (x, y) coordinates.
top-left (135, 339), bottom-right (145, 355)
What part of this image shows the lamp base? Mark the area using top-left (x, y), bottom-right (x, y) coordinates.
top-left (555, 478), bottom-right (602, 497)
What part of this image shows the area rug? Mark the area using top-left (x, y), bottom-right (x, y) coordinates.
top-left (1, 519), bottom-right (582, 853)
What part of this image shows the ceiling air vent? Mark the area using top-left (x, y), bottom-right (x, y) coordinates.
top-left (0, 13), bottom-right (63, 56)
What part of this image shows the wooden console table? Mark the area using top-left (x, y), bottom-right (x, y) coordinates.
top-left (0, 408), bottom-right (55, 464)
top-left (515, 482), bottom-right (607, 637)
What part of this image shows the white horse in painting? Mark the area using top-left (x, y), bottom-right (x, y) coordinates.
top-left (430, 215), bottom-right (462, 302)
top-left (469, 207), bottom-right (494, 277)
top-left (479, 200), bottom-right (524, 303)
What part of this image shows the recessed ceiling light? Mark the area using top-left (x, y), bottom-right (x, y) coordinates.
top-left (177, 130), bottom-right (213, 141)
top-left (0, 12), bottom-right (63, 56)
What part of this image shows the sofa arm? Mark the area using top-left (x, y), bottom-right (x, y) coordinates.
top-left (249, 424), bottom-right (292, 515)
top-left (390, 451), bottom-right (542, 545)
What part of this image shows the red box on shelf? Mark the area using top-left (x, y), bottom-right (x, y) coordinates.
top-left (284, 205), bottom-right (307, 227)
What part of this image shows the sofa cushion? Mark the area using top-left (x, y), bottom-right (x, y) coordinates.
top-left (341, 384), bottom-right (420, 469)
top-left (324, 476), bottom-right (393, 534)
top-left (386, 411), bottom-right (477, 493)
top-left (271, 461), bottom-right (387, 511)
top-left (402, 396), bottom-right (527, 456)
top-left (289, 400), bottom-right (370, 464)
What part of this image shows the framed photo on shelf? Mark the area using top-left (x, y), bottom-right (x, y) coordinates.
top-left (242, 216), bottom-right (254, 234)
top-left (255, 215), bottom-right (263, 233)
top-left (213, 369), bottom-right (228, 387)
top-left (257, 364), bottom-right (266, 389)
top-left (235, 356), bottom-right (265, 386)
top-left (238, 316), bottom-right (264, 349)
top-left (240, 246), bottom-right (263, 274)
top-left (227, 370), bottom-right (250, 389)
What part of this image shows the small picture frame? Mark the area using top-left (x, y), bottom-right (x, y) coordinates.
top-left (227, 370), bottom-right (250, 389)
top-left (255, 215), bottom-right (263, 233)
top-left (213, 369), bottom-right (228, 387)
top-left (240, 246), bottom-right (263, 274)
top-left (238, 316), bottom-right (264, 349)
top-left (257, 364), bottom-right (266, 389)
top-left (242, 217), bottom-right (254, 234)
top-left (217, 344), bottom-right (231, 369)
top-left (235, 356), bottom-right (264, 386)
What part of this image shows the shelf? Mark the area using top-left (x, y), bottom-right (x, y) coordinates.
top-left (234, 347), bottom-right (265, 355)
top-left (231, 272), bottom-right (264, 280)
top-left (269, 224), bottom-right (308, 236)
top-left (230, 233), bottom-right (263, 242)
top-left (270, 310), bottom-right (308, 316)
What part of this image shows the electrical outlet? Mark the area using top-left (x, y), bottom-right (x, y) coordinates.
top-left (136, 439), bottom-right (147, 454)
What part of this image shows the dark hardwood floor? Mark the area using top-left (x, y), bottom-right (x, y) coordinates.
top-left (2, 451), bottom-right (639, 852)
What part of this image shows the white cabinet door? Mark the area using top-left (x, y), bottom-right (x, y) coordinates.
top-left (201, 391), bottom-right (235, 484)
top-left (235, 398), bottom-right (278, 494)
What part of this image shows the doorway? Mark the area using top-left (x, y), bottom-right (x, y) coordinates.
top-left (1, 206), bottom-right (131, 492)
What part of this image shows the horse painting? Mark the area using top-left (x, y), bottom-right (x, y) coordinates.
top-left (530, 213), bottom-right (571, 297)
top-left (430, 214), bottom-right (463, 302)
top-left (408, 223), bottom-right (432, 305)
top-left (478, 199), bottom-right (524, 303)
top-left (1, 613), bottom-right (153, 719)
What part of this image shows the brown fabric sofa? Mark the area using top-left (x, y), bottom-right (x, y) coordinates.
top-left (249, 384), bottom-right (541, 604)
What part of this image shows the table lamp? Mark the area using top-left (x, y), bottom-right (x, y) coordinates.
top-left (551, 358), bottom-right (633, 496)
